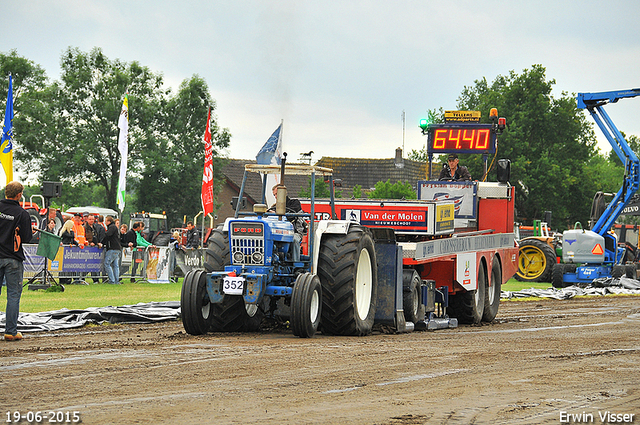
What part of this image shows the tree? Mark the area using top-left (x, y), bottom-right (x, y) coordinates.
top-left (4, 48), bottom-right (230, 226)
top-left (367, 180), bottom-right (416, 200)
top-left (137, 76), bottom-right (230, 226)
top-left (352, 184), bottom-right (362, 198)
top-left (455, 65), bottom-right (598, 229)
top-left (16, 47), bottom-right (169, 212)
top-left (299, 177), bottom-right (333, 198)
top-left (408, 108), bottom-right (444, 162)
top-left (0, 50), bottom-right (51, 183)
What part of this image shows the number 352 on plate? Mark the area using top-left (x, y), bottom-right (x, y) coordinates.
top-left (223, 276), bottom-right (244, 295)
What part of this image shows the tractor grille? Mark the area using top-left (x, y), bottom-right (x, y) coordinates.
top-left (230, 222), bottom-right (265, 265)
top-left (231, 237), bottom-right (264, 265)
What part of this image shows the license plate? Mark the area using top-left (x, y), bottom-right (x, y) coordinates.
top-left (223, 276), bottom-right (244, 295)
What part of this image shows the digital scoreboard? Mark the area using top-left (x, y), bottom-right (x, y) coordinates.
top-left (427, 123), bottom-right (496, 155)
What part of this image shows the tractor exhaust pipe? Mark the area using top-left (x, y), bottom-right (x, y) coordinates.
top-left (276, 153), bottom-right (288, 217)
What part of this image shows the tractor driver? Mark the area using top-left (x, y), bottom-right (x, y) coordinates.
top-left (270, 184), bottom-right (306, 262)
top-left (439, 153), bottom-right (472, 181)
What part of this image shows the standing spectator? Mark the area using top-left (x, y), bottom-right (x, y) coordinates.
top-left (0, 181), bottom-right (34, 341)
top-left (120, 223), bottom-right (135, 247)
top-left (59, 219), bottom-right (80, 246)
top-left (185, 221), bottom-right (200, 248)
top-left (119, 223), bottom-right (136, 281)
top-left (103, 215), bottom-right (122, 285)
top-left (93, 215), bottom-right (106, 247)
top-left (84, 214), bottom-right (103, 283)
top-left (83, 213), bottom-right (96, 247)
top-left (71, 213), bottom-right (87, 247)
top-left (59, 219), bottom-right (81, 285)
top-left (40, 208), bottom-right (60, 234)
top-left (45, 218), bottom-right (57, 234)
top-left (129, 222), bottom-right (147, 282)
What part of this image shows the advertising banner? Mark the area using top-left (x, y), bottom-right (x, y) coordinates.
top-left (24, 245), bottom-right (103, 273)
top-left (417, 181), bottom-right (477, 219)
top-left (146, 247), bottom-right (171, 283)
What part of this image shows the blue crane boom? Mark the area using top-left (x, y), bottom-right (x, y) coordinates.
top-left (576, 89), bottom-right (640, 236)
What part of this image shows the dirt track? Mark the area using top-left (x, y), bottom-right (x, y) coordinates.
top-left (2, 296), bottom-right (640, 425)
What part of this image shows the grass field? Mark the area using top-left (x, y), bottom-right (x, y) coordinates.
top-left (1, 277), bottom-right (554, 314)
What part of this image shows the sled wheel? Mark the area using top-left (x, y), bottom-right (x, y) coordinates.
top-left (483, 257), bottom-right (501, 322)
top-left (403, 269), bottom-right (425, 324)
top-left (449, 262), bottom-right (486, 324)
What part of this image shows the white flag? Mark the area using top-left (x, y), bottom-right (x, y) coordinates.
top-left (116, 95), bottom-right (129, 212)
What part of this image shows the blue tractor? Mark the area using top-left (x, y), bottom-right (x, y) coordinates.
top-left (552, 89), bottom-right (640, 287)
top-left (181, 158), bottom-right (380, 338)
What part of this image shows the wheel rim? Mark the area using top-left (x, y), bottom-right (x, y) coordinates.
top-left (488, 270), bottom-right (496, 305)
top-left (245, 303), bottom-right (258, 317)
top-left (309, 288), bottom-right (320, 323)
top-left (518, 246), bottom-right (546, 279)
top-left (412, 285), bottom-right (419, 316)
top-left (475, 286), bottom-right (482, 306)
top-left (355, 248), bottom-right (373, 321)
top-left (201, 301), bottom-right (210, 319)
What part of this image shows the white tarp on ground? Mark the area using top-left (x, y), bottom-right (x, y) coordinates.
top-left (0, 301), bottom-right (180, 334)
top-left (501, 277), bottom-right (640, 300)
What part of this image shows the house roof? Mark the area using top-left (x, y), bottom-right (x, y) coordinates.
top-left (315, 154), bottom-right (430, 190)
top-left (221, 159), bottom-right (312, 203)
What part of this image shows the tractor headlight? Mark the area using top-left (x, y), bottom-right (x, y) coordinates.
top-left (252, 251), bottom-right (263, 264)
top-left (233, 251), bottom-right (245, 263)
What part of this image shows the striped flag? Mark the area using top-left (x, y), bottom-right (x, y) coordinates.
top-left (116, 94), bottom-right (129, 212)
top-left (1, 75), bottom-right (14, 184)
top-left (201, 107), bottom-right (214, 216)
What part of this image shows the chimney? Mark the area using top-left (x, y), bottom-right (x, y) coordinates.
top-left (395, 147), bottom-right (404, 169)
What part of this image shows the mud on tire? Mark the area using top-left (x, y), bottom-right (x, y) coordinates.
top-left (317, 225), bottom-right (377, 336)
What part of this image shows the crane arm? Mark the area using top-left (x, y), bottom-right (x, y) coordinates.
top-left (576, 89), bottom-right (640, 235)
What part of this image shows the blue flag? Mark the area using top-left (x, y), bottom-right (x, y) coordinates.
top-left (0, 74), bottom-right (13, 183)
top-left (256, 123), bottom-right (282, 165)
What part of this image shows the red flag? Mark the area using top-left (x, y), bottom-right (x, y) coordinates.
top-left (201, 107), bottom-right (214, 215)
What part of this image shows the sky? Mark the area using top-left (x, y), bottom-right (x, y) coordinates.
top-left (3, 0), bottom-right (640, 163)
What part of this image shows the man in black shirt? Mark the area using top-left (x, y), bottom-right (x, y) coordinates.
top-left (0, 181), bottom-right (34, 341)
top-left (439, 153), bottom-right (472, 181)
top-left (103, 215), bottom-right (122, 285)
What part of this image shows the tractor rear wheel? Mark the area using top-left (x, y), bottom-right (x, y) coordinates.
top-left (403, 269), bottom-right (425, 324)
top-left (448, 262), bottom-right (486, 324)
top-left (202, 227), bottom-right (262, 332)
top-left (291, 273), bottom-right (322, 338)
top-left (204, 227), bottom-right (229, 272)
top-left (318, 225), bottom-right (377, 336)
top-left (483, 257), bottom-right (502, 322)
top-left (181, 270), bottom-right (213, 335)
top-left (516, 238), bottom-right (556, 282)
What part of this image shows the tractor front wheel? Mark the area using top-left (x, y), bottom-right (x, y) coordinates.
top-left (291, 273), bottom-right (322, 338)
top-left (181, 270), bottom-right (213, 335)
